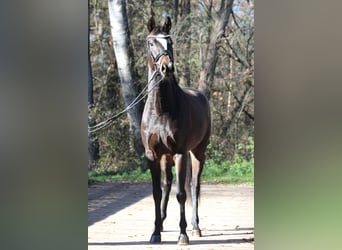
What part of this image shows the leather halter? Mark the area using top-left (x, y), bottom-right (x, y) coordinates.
top-left (146, 35), bottom-right (174, 67)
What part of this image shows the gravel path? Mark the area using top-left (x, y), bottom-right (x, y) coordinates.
top-left (88, 181), bottom-right (254, 249)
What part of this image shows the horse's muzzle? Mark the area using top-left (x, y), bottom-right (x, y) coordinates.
top-left (161, 61), bottom-right (174, 76)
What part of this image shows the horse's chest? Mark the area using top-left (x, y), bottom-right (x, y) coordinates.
top-left (149, 115), bottom-right (177, 141)
top-left (144, 114), bottom-right (179, 159)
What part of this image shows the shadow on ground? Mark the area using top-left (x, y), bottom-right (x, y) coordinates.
top-left (88, 181), bottom-right (152, 226)
top-left (88, 237), bottom-right (254, 246)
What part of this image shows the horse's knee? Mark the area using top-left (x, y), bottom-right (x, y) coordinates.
top-left (163, 183), bottom-right (172, 192)
top-left (176, 192), bottom-right (186, 204)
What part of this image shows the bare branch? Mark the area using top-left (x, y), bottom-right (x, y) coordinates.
top-left (220, 41), bottom-right (249, 68)
top-left (231, 10), bottom-right (246, 36)
top-left (232, 86), bottom-right (254, 120)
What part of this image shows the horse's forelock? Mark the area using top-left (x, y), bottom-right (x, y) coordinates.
top-left (149, 26), bottom-right (168, 36)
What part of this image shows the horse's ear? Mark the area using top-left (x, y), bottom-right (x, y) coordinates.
top-left (147, 16), bottom-right (155, 32)
top-left (163, 16), bottom-right (172, 33)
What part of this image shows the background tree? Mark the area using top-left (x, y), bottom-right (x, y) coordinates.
top-left (88, 0), bottom-right (99, 170)
top-left (107, 0), bottom-right (144, 155)
top-left (198, 0), bottom-right (234, 97)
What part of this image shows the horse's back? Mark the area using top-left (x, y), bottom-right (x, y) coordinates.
top-left (182, 87), bottom-right (210, 118)
top-left (182, 87), bottom-right (209, 111)
top-left (181, 87), bottom-right (211, 151)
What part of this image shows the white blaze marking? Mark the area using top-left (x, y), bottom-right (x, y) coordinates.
top-left (156, 35), bottom-right (168, 50)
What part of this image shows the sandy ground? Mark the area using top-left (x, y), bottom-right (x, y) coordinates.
top-left (88, 181), bottom-right (254, 249)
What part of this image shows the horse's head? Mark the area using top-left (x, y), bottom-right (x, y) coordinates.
top-left (146, 16), bottom-right (174, 77)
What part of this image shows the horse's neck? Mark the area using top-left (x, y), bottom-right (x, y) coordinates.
top-left (147, 74), bottom-right (180, 116)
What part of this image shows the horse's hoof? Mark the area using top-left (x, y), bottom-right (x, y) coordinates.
top-left (149, 234), bottom-right (161, 243)
top-left (192, 229), bottom-right (202, 237)
top-left (177, 233), bottom-right (189, 245)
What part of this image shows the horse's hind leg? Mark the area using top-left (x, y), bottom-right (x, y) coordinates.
top-left (160, 154), bottom-right (173, 232)
top-left (189, 150), bottom-right (205, 237)
top-left (148, 159), bottom-right (162, 243)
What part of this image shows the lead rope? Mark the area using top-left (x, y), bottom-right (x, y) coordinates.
top-left (88, 70), bottom-right (162, 134)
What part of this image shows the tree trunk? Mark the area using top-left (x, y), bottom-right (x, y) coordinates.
top-left (174, 0), bottom-right (179, 24)
top-left (88, 55), bottom-right (94, 106)
top-left (198, 0), bottom-right (234, 98)
top-left (179, 0), bottom-right (191, 87)
top-left (88, 0), bottom-right (99, 169)
top-left (107, 0), bottom-right (144, 156)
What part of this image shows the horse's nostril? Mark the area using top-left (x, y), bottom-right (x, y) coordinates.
top-left (168, 62), bottom-right (174, 72)
top-left (160, 61), bottom-right (174, 75)
top-left (161, 64), bottom-right (167, 73)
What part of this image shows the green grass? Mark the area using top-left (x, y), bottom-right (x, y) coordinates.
top-left (88, 168), bottom-right (151, 183)
top-left (88, 157), bottom-right (254, 184)
top-left (89, 139), bottom-right (254, 184)
top-left (201, 157), bottom-right (254, 184)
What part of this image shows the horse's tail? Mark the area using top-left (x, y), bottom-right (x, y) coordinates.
top-left (185, 151), bottom-right (192, 205)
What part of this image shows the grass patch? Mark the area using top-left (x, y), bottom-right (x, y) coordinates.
top-left (88, 168), bottom-right (151, 183)
top-left (89, 141), bottom-right (254, 184)
top-left (88, 156), bottom-right (253, 184)
top-left (201, 157), bottom-right (254, 184)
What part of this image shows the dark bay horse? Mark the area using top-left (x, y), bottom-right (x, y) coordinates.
top-left (141, 16), bottom-right (211, 245)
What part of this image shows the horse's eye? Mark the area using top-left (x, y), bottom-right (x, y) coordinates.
top-left (148, 41), bottom-right (154, 47)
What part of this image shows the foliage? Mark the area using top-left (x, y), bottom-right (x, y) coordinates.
top-left (89, 137), bottom-right (254, 184)
top-left (202, 137), bottom-right (254, 183)
top-left (88, 0), bottom-right (254, 174)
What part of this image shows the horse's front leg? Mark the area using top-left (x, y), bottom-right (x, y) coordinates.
top-left (174, 153), bottom-right (189, 245)
top-left (148, 159), bottom-right (162, 243)
top-left (160, 154), bottom-right (173, 232)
